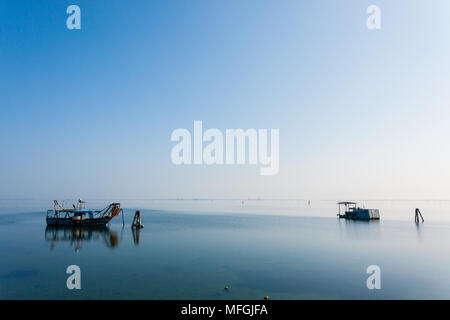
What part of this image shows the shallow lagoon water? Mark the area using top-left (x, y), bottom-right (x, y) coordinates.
top-left (1, 200), bottom-right (450, 299)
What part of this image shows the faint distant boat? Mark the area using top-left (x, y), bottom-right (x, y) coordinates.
top-left (46, 199), bottom-right (122, 226)
top-left (337, 201), bottom-right (380, 220)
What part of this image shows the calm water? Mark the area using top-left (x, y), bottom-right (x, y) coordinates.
top-left (1, 200), bottom-right (450, 299)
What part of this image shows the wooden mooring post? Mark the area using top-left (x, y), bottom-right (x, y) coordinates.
top-left (415, 208), bottom-right (424, 223)
top-left (131, 210), bottom-right (144, 229)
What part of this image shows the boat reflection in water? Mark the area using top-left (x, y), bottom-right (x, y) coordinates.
top-left (45, 226), bottom-right (120, 252)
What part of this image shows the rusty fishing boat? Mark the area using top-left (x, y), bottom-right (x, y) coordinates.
top-left (46, 199), bottom-right (122, 226)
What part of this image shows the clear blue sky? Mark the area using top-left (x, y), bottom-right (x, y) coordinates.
top-left (1, 1), bottom-right (449, 199)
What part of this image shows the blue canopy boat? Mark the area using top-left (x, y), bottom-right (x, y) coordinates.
top-left (337, 201), bottom-right (380, 220)
top-left (46, 200), bottom-right (122, 226)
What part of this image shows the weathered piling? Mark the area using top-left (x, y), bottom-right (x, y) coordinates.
top-left (131, 210), bottom-right (144, 229)
top-left (415, 208), bottom-right (424, 223)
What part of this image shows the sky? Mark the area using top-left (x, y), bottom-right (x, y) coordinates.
top-left (0, 0), bottom-right (450, 200)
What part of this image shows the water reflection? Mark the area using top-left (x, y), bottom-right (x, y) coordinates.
top-left (132, 227), bottom-right (141, 246)
top-left (415, 220), bottom-right (424, 242)
top-left (45, 226), bottom-right (120, 252)
top-left (337, 218), bottom-right (381, 240)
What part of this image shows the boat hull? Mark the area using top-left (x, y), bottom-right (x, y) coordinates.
top-left (339, 208), bottom-right (380, 220)
top-left (46, 217), bottom-right (112, 226)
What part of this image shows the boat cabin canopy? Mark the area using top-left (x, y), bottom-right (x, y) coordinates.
top-left (337, 201), bottom-right (358, 213)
